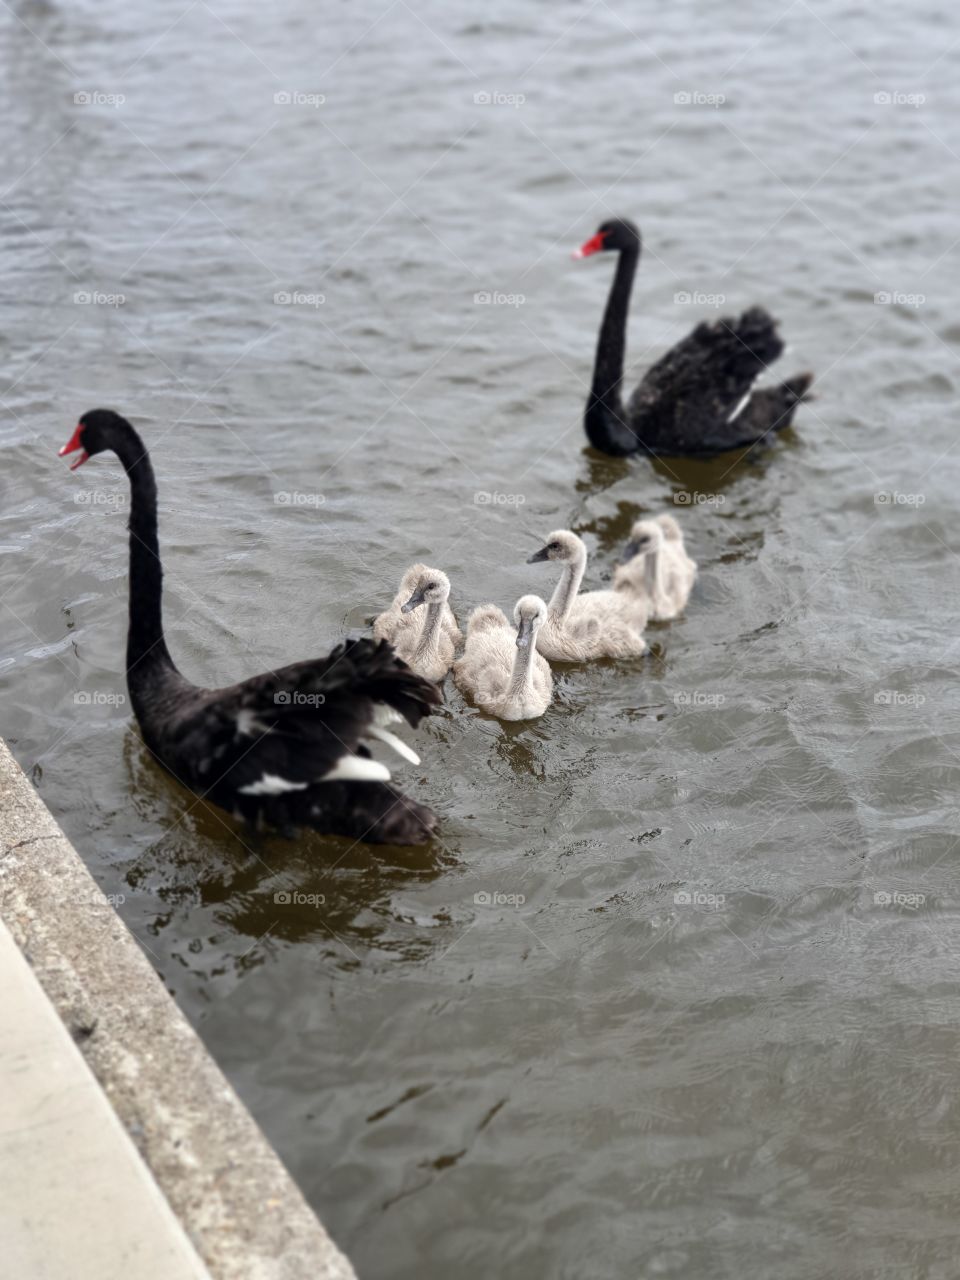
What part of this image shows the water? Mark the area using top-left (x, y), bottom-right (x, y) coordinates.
top-left (2, 0), bottom-right (960, 1275)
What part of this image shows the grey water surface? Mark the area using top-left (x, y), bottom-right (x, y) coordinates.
top-left (2, 1), bottom-right (960, 1276)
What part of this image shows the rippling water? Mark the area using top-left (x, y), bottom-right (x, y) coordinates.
top-left (3, 0), bottom-right (960, 1275)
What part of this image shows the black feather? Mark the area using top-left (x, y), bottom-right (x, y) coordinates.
top-left (579, 218), bottom-right (812, 457)
top-left (66, 411), bottom-right (442, 846)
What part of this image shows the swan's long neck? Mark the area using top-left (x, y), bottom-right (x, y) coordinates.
top-left (584, 246), bottom-right (641, 456)
top-left (113, 428), bottom-right (176, 690)
top-left (548, 553), bottom-right (586, 627)
top-left (415, 601), bottom-right (444, 661)
top-left (547, 552), bottom-right (586, 627)
top-left (508, 638), bottom-right (536, 698)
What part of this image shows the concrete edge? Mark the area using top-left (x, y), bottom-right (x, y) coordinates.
top-left (0, 914), bottom-right (212, 1279)
top-left (0, 737), bottom-right (357, 1280)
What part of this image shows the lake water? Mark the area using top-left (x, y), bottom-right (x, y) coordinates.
top-left (2, 0), bottom-right (960, 1275)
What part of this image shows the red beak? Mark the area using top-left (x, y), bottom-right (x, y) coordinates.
top-left (573, 231), bottom-right (607, 260)
top-left (59, 423), bottom-right (89, 471)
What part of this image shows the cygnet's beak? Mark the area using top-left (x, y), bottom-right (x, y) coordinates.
top-left (527, 546), bottom-right (550, 564)
top-left (516, 615), bottom-right (534, 648)
top-left (400, 588), bottom-right (426, 614)
top-left (618, 539), bottom-right (643, 565)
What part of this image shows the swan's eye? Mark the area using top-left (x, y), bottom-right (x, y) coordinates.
top-left (425, 582), bottom-right (437, 591)
top-left (548, 542), bottom-right (560, 552)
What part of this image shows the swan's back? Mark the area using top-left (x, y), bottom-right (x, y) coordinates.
top-left (465, 603), bottom-right (510, 635)
top-left (574, 586), bottom-right (648, 637)
top-left (539, 589), bottom-right (647, 661)
top-left (453, 605), bottom-right (513, 694)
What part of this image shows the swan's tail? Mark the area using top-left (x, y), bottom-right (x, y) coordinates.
top-left (737, 370), bottom-right (814, 441)
top-left (342, 637), bottom-right (443, 728)
top-left (298, 780), bottom-right (438, 844)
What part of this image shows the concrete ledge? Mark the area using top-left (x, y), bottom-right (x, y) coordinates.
top-left (0, 914), bottom-right (211, 1279)
top-left (0, 737), bottom-right (356, 1280)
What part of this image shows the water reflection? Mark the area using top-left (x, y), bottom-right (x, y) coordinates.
top-left (121, 731), bottom-right (453, 994)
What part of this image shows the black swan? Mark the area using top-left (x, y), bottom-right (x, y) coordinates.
top-left (574, 217), bottom-right (813, 457)
top-left (59, 410), bottom-right (441, 845)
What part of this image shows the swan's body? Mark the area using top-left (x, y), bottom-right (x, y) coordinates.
top-left (373, 565), bottom-right (461, 682)
top-left (614, 517), bottom-right (697, 621)
top-left (575, 217), bottom-right (813, 457)
top-left (453, 596), bottom-right (553, 720)
top-left (527, 530), bottom-right (647, 661)
top-left (60, 411), bottom-right (441, 845)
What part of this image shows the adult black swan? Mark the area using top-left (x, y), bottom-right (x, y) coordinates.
top-left (59, 410), bottom-right (441, 845)
top-left (574, 217), bottom-right (813, 457)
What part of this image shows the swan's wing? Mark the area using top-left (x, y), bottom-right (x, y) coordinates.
top-left (662, 545), bottom-right (697, 599)
top-left (612, 560), bottom-right (642, 596)
top-left (534, 652), bottom-right (554, 694)
top-left (566, 592), bottom-right (626, 638)
top-left (466, 604), bottom-right (510, 635)
top-left (373, 602), bottom-right (426, 646)
top-left (628, 307), bottom-right (785, 452)
top-left (372, 605), bottom-right (400, 643)
top-left (455, 624), bottom-right (514, 695)
top-left (174, 638), bottom-right (440, 796)
top-left (568, 612), bottom-right (602, 645)
top-left (655, 514), bottom-right (684, 543)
